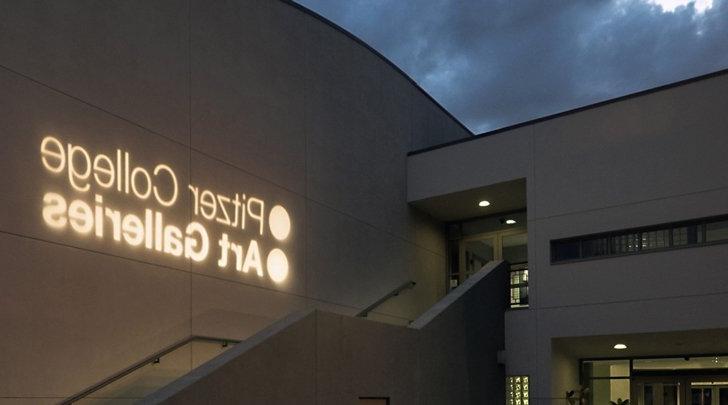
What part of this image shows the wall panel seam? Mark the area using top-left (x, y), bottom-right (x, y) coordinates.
top-left (0, 228), bottom-right (374, 314)
top-left (540, 288), bottom-right (728, 311)
top-left (0, 63), bottom-right (187, 149)
top-left (531, 183), bottom-right (728, 223)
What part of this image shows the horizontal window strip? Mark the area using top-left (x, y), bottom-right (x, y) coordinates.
top-left (551, 214), bottom-right (728, 263)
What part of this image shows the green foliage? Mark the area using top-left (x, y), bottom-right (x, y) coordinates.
top-left (565, 386), bottom-right (591, 404)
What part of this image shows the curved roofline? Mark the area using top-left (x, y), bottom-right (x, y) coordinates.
top-left (408, 66), bottom-right (728, 156)
top-left (282, 0), bottom-right (474, 137)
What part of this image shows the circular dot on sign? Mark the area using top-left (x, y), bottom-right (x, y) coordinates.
top-left (268, 205), bottom-right (291, 241)
top-left (267, 248), bottom-right (289, 283)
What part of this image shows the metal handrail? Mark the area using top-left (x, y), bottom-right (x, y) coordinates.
top-left (356, 280), bottom-right (416, 318)
top-left (60, 335), bottom-right (240, 405)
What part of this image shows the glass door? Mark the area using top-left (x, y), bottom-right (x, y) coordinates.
top-left (689, 381), bottom-right (728, 405)
top-left (691, 386), bottom-right (712, 405)
top-left (632, 378), bottom-right (681, 405)
top-left (450, 230), bottom-right (529, 308)
top-left (455, 237), bottom-right (495, 287)
top-left (633, 378), bottom-right (728, 404)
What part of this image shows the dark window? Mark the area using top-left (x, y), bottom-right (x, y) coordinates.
top-left (582, 237), bottom-right (608, 258)
top-left (551, 214), bottom-right (728, 263)
top-left (707, 220), bottom-right (728, 242)
top-left (551, 239), bottom-right (580, 262)
top-left (641, 229), bottom-right (669, 250)
top-left (672, 225), bottom-right (702, 246)
top-left (611, 233), bottom-right (640, 254)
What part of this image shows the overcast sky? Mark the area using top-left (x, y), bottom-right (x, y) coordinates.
top-left (294, 0), bottom-right (728, 133)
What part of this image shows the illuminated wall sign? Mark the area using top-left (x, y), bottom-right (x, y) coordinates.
top-left (39, 135), bottom-right (291, 283)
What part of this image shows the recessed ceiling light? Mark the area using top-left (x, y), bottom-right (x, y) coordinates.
top-left (478, 200), bottom-right (490, 207)
top-left (614, 343), bottom-right (627, 350)
top-left (505, 219), bottom-right (516, 225)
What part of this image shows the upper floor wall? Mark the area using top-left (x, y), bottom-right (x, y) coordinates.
top-left (408, 69), bottom-right (728, 313)
top-left (408, 69), bottom-right (728, 219)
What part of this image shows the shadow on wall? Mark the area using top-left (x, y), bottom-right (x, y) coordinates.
top-left (140, 261), bottom-right (510, 405)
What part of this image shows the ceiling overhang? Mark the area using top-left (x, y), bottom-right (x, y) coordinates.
top-left (410, 178), bottom-right (526, 222)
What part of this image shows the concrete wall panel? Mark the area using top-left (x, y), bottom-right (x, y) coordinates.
top-left (535, 186), bottom-right (728, 308)
top-left (190, 274), bottom-right (308, 341)
top-left (305, 58), bottom-right (410, 239)
top-left (0, 0), bottom-right (474, 400)
top-left (410, 85), bottom-right (471, 151)
top-left (373, 245), bottom-right (446, 322)
top-left (0, 67), bottom-right (192, 273)
top-left (532, 75), bottom-right (728, 219)
top-left (146, 261), bottom-right (510, 405)
top-left (504, 310), bottom-right (538, 376)
top-left (190, 0), bottom-right (308, 194)
top-left (0, 233), bottom-right (190, 399)
top-left (159, 312), bottom-right (317, 405)
top-left (315, 312), bottom-right (419, 405)
top-left (306, 200), bottom-right (410, 310)
top-left (0, 0), bottom-right (190, 144)
top-left (407, 125), bottom-right (532, 202)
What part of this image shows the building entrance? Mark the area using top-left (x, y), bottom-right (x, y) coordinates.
top-left (445, 210), bottom-right (528, 307)
top-left (690, 382), bottom-right (728, 405)
top-left (632, 377), bottom-right (728, 405)
top-left (448, 224), bottom-right (528, 308)
top-left (581, 355), bottom-right (728, 404)
top-left (632, 377), bottom-right (681, 405)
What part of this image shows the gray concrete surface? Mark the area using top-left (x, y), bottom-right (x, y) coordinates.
top-left (142, 261), bottom-right (509, 405)
top-left (0, 0), bottom-right (470, 401)
top-left (408, 71), bottom-right (728, 403)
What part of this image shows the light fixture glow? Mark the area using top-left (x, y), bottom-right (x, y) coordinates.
top-left (478, 200), bottom-right (490, 207)
top-left (614, 343), bottom-right (627, 350)
top-left (505, 219), bottom-right (516, 225)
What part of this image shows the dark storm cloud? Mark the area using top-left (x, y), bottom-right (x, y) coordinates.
top-left (294, 0), bottom-right (728, 133)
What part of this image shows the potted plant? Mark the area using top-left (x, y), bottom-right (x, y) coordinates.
top-left (565, 386), bottom-right (590, 404)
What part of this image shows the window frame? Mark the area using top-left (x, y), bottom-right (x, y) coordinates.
top-left (550, 214), bottom-right (728, 265)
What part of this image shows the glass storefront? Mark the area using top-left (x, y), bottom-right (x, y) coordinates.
top-left (581, 356), bottom-right (728, 405)
top-left (582, 360), bottom-right (631, 404)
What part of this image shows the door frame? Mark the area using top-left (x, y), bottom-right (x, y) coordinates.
top-left (457, 227), bottom-right (527, 277)
top-left (631, 375), bottom-right (684, 405)
top-left (632, 374), bottom-right (728, 404)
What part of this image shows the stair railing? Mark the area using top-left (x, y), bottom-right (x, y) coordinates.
top-left (356, 280), bottom-right (416, 318)
top-left (60, 335), bottom-right (239, 404)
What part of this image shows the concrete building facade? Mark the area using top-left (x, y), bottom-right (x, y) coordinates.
top-left (410, 69), bottom-right (728, 403)
top-left (1, 0), bottom-right (727, 404)
top-left (0, 0), bottom-right (467, 402)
